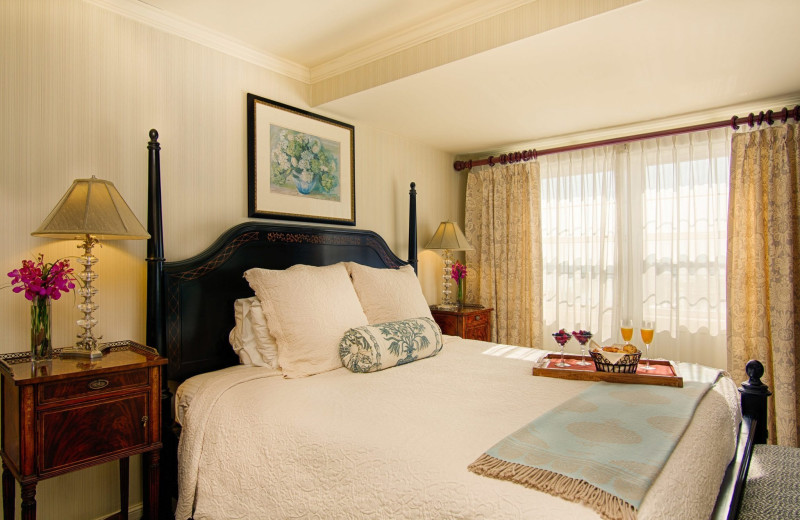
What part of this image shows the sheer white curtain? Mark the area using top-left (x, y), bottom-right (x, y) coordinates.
top-left (540, 128), bottom-right (731, 368)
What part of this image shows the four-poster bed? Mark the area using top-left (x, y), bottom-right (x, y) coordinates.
top-left (143, 130), bottom-right (768, 519)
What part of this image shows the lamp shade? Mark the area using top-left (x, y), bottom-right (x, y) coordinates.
top-left (31, 176), bottom-right (150, 240)
top-left (424, 221), bottom-right (473, 251)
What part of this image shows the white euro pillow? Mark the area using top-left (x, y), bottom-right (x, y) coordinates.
top-left (345, 262), bottom-right (433, 324)
top-left (244, 263), bottom-right (368, 378)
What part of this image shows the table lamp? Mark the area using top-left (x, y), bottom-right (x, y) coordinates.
top-left (32, 176), bottom-right (150, 358)
top-left (424, 221), bottom-right (473, 309)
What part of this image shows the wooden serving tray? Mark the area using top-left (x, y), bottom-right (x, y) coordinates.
top-left (532, 353), bottom-right (683, 387)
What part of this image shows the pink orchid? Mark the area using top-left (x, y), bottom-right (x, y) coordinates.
top-left (7, 254), bottom-right (76, 301)
top-left (451, 261), bottom-right (467, 282)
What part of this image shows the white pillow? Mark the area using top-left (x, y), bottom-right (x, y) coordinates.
top-left (345, 262), bottom-right (433, 324)
top-left (244, 263), bottom-right (368, 378)
top-left (228, 297), bottom-right (279, 368)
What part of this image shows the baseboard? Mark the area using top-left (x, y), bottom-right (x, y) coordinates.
top-left (92, 502), bottom-right (143, 520)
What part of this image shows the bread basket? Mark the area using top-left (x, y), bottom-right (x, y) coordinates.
top-left (589, 342), bottom-right (641, 373)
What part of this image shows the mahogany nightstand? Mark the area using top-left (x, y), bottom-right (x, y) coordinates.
top-left (430, 305), bottom-right (493, 341)
top-left (0, 341), bottom-right (167, 520)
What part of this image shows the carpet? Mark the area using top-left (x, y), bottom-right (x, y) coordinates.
top-left (738, 444), bottom-right (800, 520)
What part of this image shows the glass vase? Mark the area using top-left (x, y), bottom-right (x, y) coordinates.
top-left (31, 295), bottom-right (52, 361)
top-left (456, 279), bottom-right (465, 306)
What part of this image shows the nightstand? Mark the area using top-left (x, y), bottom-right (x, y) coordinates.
top-left (430, 305), bottom-right (493, 341)
top-left (0, 341), bottom-right (167, 520)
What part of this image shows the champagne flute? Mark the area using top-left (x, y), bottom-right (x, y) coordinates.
top-left (620, 318), bottom-right (633, 345)
top-left (552, 329), bottom-right (572, 368)
top-left (641, 320), bottom-right (655, 370)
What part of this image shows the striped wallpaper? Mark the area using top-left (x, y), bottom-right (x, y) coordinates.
top-left (0, 1), bottom-right (459, 517)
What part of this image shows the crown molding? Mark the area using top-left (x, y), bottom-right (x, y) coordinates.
top-left (83, 0), bottom-right (311, 84)
top-left (310, 0), bottom-right (534, 83)
top-left (84, 0), bottom-right (536, 87)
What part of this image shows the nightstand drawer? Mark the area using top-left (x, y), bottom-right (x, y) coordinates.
top-left (464, 312), bottom-right (487, 327)
top-left (38, 368), bottom-right (149, 405)
top-left (38, 394), bottom-right (149, 475)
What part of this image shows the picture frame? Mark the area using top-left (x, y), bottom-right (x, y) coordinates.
top-left (247, 93), bottom-right (355, 225)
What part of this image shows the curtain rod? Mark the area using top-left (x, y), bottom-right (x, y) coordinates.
top-left (453, 105), bottom-right (800, 171)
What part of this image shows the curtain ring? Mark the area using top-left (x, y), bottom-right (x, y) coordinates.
top-left (532, 149), bottom-right (538, 160)
top-left (766, 110), bottom-right (774, 125)
top-left (779, 108), bottom-right (789, 123)
top-left (488, 156), bottom-right (494, 167)
top-left (793, 106), bottom-right (800, 121)
top-left (730, 115), bottom-right (740, 130)
top-left (747, 113), bottom-right (755, 127)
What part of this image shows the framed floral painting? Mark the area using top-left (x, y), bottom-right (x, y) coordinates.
top-left (247, 93), bottom-right (355, 225)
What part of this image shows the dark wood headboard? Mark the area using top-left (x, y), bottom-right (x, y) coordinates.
top-left (144, 129), bottom-right (418, 383)
top-left (163, 222), bottom-right (408, 380)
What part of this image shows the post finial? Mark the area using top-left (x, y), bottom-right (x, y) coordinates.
top-left (745, 359), bottom-right (765, 386)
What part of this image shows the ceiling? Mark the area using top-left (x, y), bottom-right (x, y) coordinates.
top-left (124, 0), bottom-right (800, 155)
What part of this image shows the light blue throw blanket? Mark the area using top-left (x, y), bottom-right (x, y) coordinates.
top-left (469, 365), bottom-right (721, 520)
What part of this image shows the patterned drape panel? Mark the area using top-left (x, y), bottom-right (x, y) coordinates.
top-left (727, 123), bottom-right (800, 447)
top-left (464, 162), bottom-right (542, 347)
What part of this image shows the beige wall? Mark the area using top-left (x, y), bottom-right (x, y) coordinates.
top-left (0, 1), bottom-right (459, 518)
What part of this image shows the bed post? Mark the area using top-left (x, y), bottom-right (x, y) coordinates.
top-left (408, 182), bottom-right (418, 274)
top-left (739, 359), bottom-right (772, 444)
top-left (712, 359), bottom-right (771, 520)
top-left (145, 129), bottom-right (175, 515)
top-left (146, 129), bottom-right (165, 357)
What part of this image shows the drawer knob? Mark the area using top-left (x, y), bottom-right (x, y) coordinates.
top-left (474, 315), bottom-right (482, 321)
top-left (142, 416), bottom-right (149, 427)
top-left (88, 379), bottom-right (109, 390)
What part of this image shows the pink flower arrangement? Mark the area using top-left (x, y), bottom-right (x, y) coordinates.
top-left (7, 254), bottom-right (76, 301)
top-left (451, 261), bottom-right (467, 282)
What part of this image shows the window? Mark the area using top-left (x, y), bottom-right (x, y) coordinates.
top-left (539, 128), bottom-right (731, 368)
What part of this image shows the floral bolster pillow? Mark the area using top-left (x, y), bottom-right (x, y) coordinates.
top-left (339, 317), bottom-right (443, 373)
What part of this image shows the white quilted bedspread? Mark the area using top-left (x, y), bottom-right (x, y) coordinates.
top-left (175, 337), bottom-right (740, 520)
